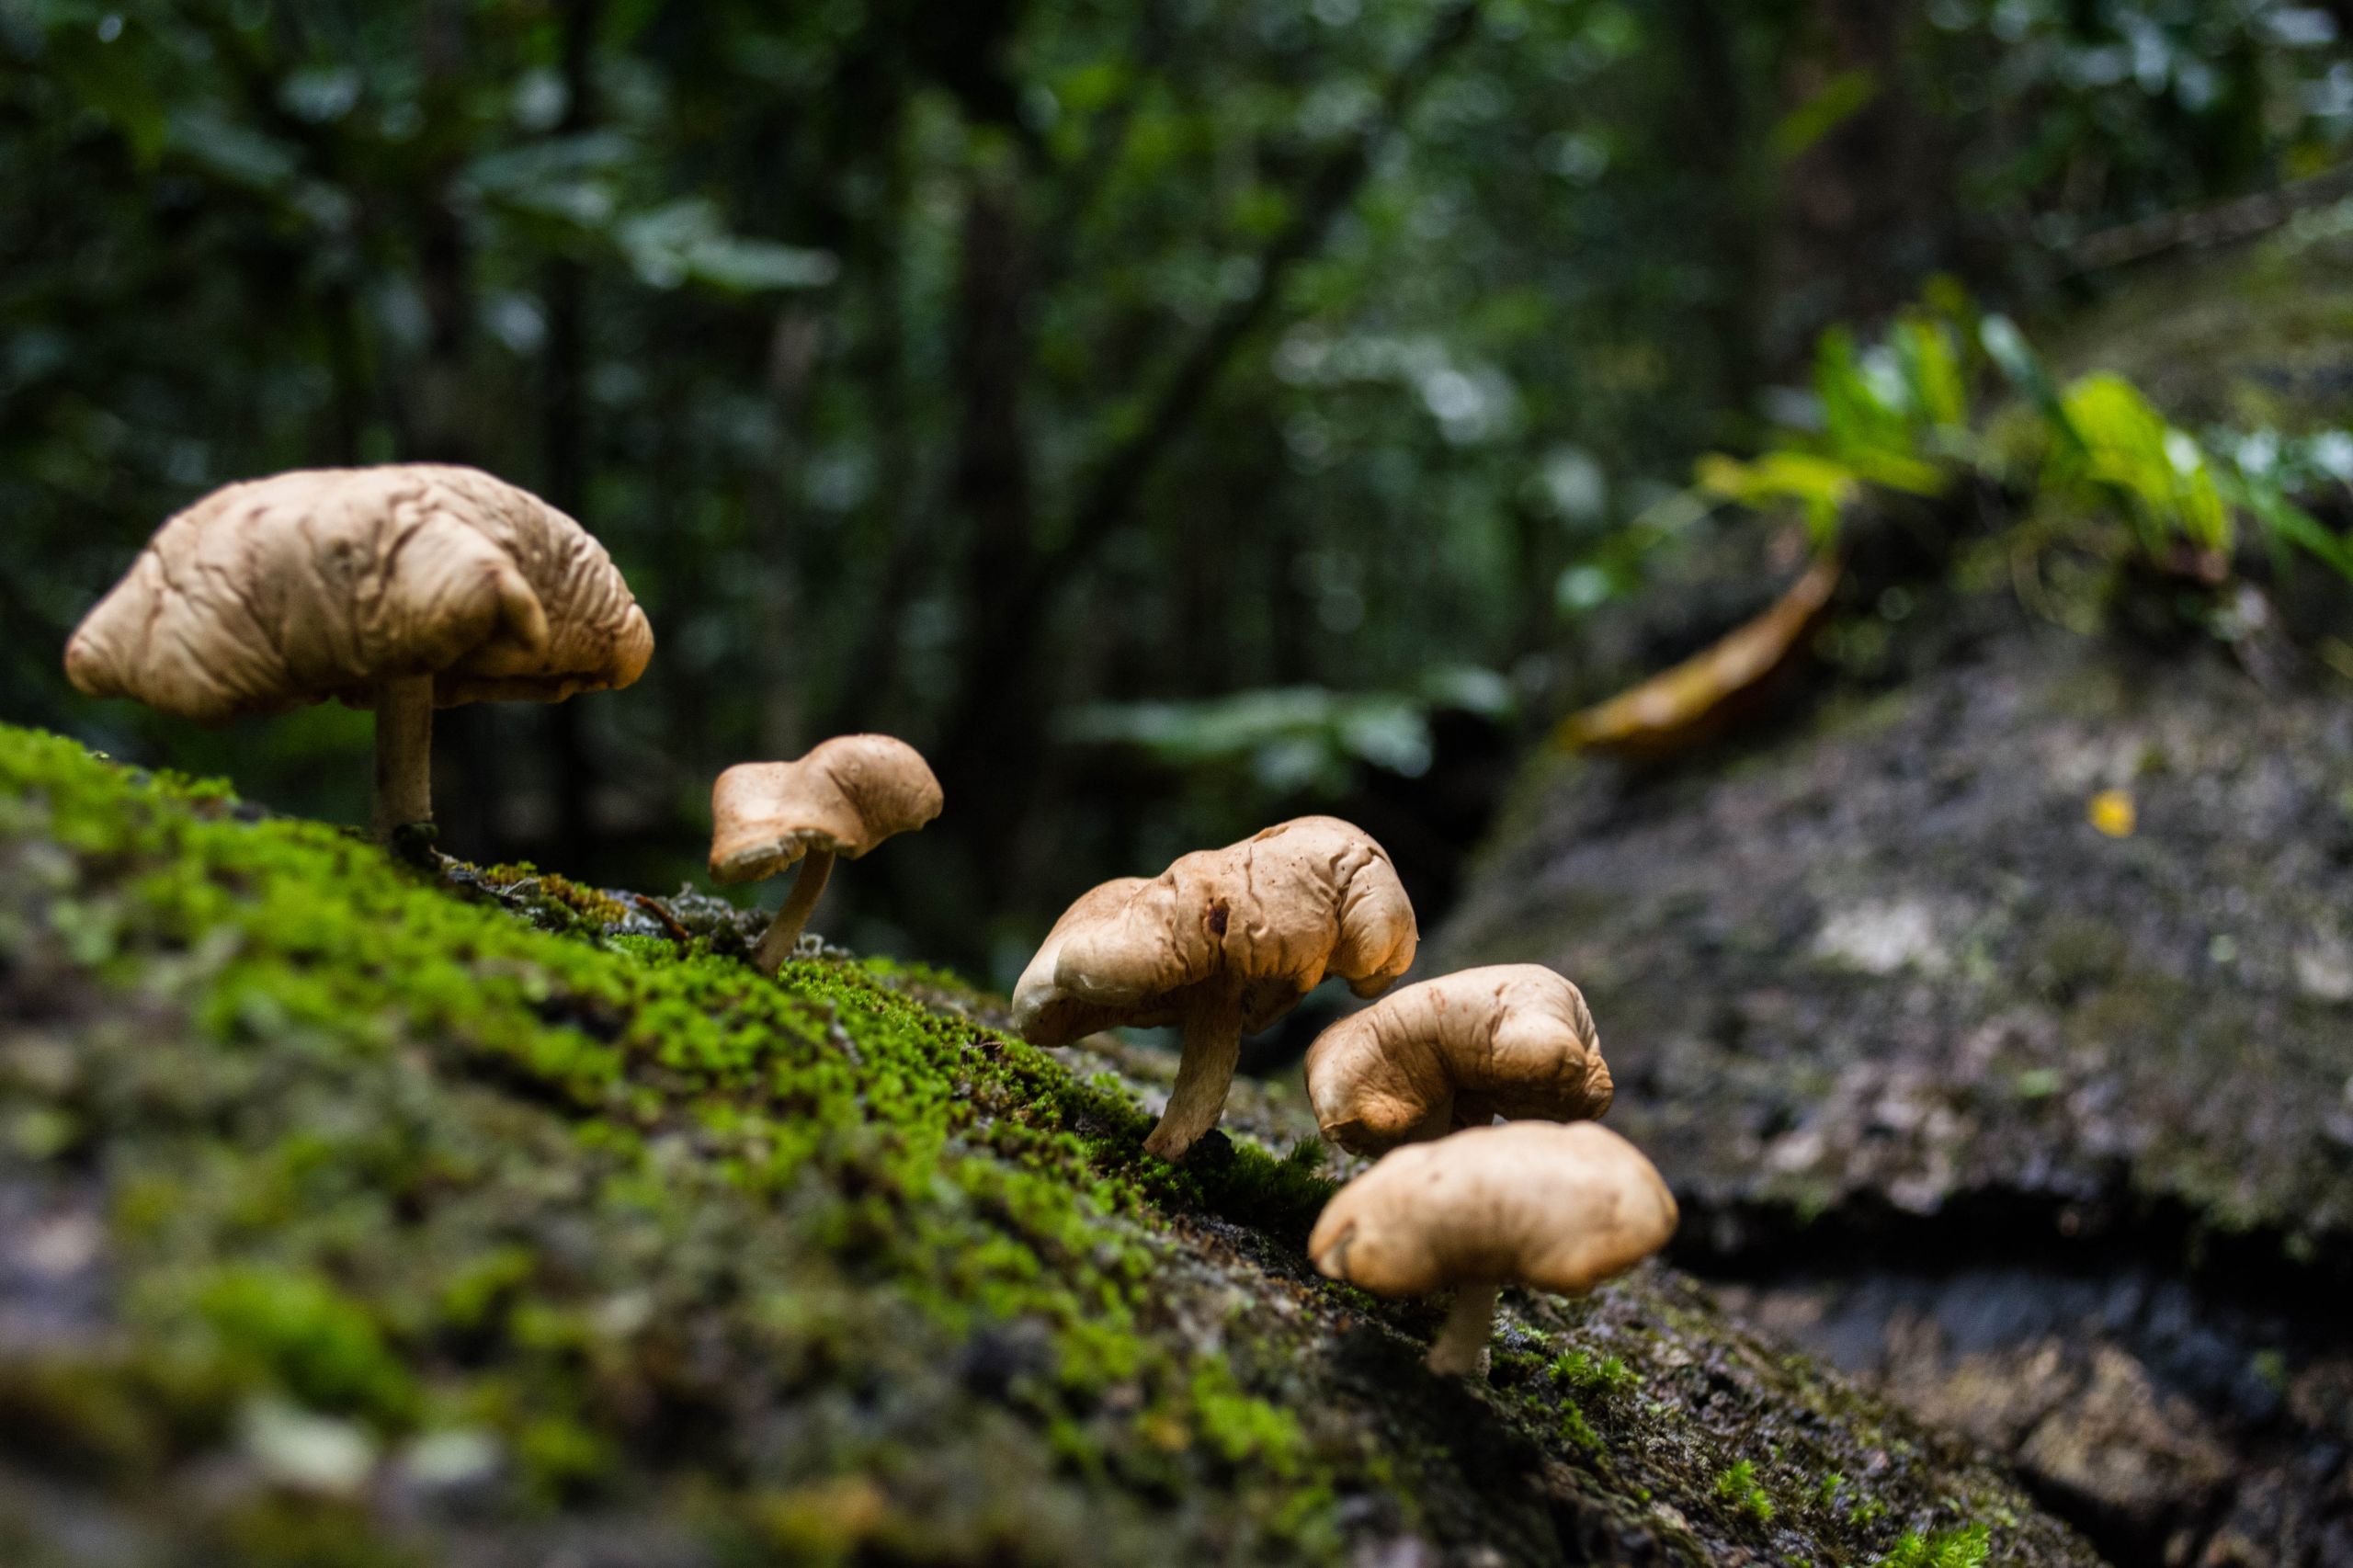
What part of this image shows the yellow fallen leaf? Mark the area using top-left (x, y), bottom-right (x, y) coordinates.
top-left (1555, 552), bottom-right (1842, 758)
top-left (2088, 790), bottom-right (2135, 838)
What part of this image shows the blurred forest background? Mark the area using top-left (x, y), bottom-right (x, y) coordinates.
top-left (5, 0), bottom-right (2352, 978)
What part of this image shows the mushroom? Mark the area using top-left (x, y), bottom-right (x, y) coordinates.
top-left (708, 734), bottom-right (943, 972)
top-left (63, 464), bottom-right (654, 841)
top-left (1303, 963), bottom-right (1612, 1156)
top-left (1308, 1121), bottom-right (1677, 1377)
top-left (1011, 815), bottom-right (1418, 1162)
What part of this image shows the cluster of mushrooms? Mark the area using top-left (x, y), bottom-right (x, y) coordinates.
top-left (1012, 821), bottom-right (1677, 1375)
top-left (65, 462), bottom-right (1677, 1378)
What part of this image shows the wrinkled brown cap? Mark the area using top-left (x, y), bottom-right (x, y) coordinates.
top-left (1008, 815), bottom-right (1418, 1046)
top-left (708, 734), bottom-right (943, 883)
top-left (1307, 1121), bottom-right (1677, 1299)
top-left (64, 465), bottom-right (654, 722)
top-left (1304, 964), bottom-right (1613, 1155)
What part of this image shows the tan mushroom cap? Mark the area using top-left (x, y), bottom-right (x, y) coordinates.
top-left (64, 464), bottom-right (654, 722)
top-left (1008, 814), bottom-right (1419, 1045)
top-left (708, 734), bottom-right (944, 884)
top-left (1307, 1121), bottom-right (1677, 1300)
top-left (1304, 964), bottom-right (1613, 1155)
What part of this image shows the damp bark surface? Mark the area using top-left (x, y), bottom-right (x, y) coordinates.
top-left (1441, 582), bottom-right (2353, 1567)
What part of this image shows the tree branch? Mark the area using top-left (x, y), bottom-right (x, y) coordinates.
top-left (2062, 161), bottom-right (2353, 275)
top-left (1034, 0), bottom-right (1483, 592)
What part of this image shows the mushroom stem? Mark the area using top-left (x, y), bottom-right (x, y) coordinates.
top-left (752, 849), bottom-right (835, 972)
top-left (369, 675), bottom-right (435, 841)
top-left (1143, 991), bottom-right (1247, 1162)
top-left (1427, 1282), bottom-right (1502, 1378)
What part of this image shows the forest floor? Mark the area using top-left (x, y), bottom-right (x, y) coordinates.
top-left (0, 722), bottom-right (2097, 1566)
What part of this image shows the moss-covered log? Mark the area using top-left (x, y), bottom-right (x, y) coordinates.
top-left (0, 726), bottom-right (2092, 1566)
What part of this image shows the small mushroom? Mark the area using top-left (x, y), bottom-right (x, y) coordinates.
top-left (1303, 963), bottom-right (1612, 1156)
top-left (63, 464), bottom-right (654, 840)
top-left (708, 734), bottom-right (943, 972)
top-left (1307, 1121), bottom-right (1677, 1377)
top-left (1011, 815), bottom-right (1417, 1162)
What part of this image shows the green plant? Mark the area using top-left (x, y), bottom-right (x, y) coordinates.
top-left (1874, 1523), bottom-right (1992, 1568)
top-left (1550, 1349), bottom-right (1639, 1397)
top-left (1688, 288), bottom-right (2353, 605)
top-left (1714, 1458), bottom-right (1776, 1525)
top-left (2045, 373), bottom-right (2231, 556)
top-left (1697, 302), bottom-right (1974, 545)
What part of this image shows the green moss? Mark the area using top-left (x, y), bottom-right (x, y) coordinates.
top-left (0, 726), bottom-right (1342, 1562)
top-left (182, 1267), bottom-right (420, 1427)
top-left (476, 861), bottom-right (636, 929)
top-left (1550, 1348), bottom-right (1638, 1396)
top-left (1875, 1524), bottom-right (1992, 1568)
top-left (0, 725), bottom-right (2103, 1568)
top-left (1714, 1459), bottom-right (1777, 1525)
top-left (1557, 1399), bottom-right (1604, 1454)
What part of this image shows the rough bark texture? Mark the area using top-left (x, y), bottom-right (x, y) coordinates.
top-left (1438, 237), bottom-right (2353, 1568)
top-left (0, 725), bottom-right (2094, 1567)
top-left (1443, 604), bottom-right (2353, 1567)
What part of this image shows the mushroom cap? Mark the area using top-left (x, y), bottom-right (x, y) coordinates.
top-left (1008, 815), bottom-right (1418, 1046)
top-left (1303, 964), bottom-right (1613, 1155)
top-left (1306, 1121), bottom-right (1677, 1299)
top-left (708, 734), bottom-right (944, 883)
top-left (63, 465), bottom-right (654, 723)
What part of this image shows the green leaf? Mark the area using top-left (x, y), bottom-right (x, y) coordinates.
top-left (2239, 478), bottom-right (2353, 586)
top-left (2053, 374), bottom-right (2232, 553)
top-left (1981, 313), bottom-right (2079, 449)
top-left (1768, 67), bottom-right (1879, 162)
top-left (1696, 449), bottom-right (1859, 540)
top-left (614, 200), bottom-right (839, 294)
top-left (1893, 316), bottom-right (1968, 432)
top-left (42, 24), bottom-right (170, 165)
top-left (166, 108), bottom-right (301, 192)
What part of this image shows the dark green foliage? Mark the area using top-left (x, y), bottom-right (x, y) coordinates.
top-left (5, 0), bottom-right (2342, 956)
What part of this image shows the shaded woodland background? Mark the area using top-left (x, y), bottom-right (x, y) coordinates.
top-left (5, 0), bottom-right (2350, 976)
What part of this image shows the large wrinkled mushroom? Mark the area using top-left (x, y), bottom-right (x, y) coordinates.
top-left (1012, 815), bottom-right (1418, 1162)
top-left (1303, 964), bottom-right (1613, 1156)
top-left (1308, 1121), bottom-right (1677, 1376)
top-left (63, 464), bottom-right (654, 841)
top-left (709, 734), bottom-right (943, 972)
